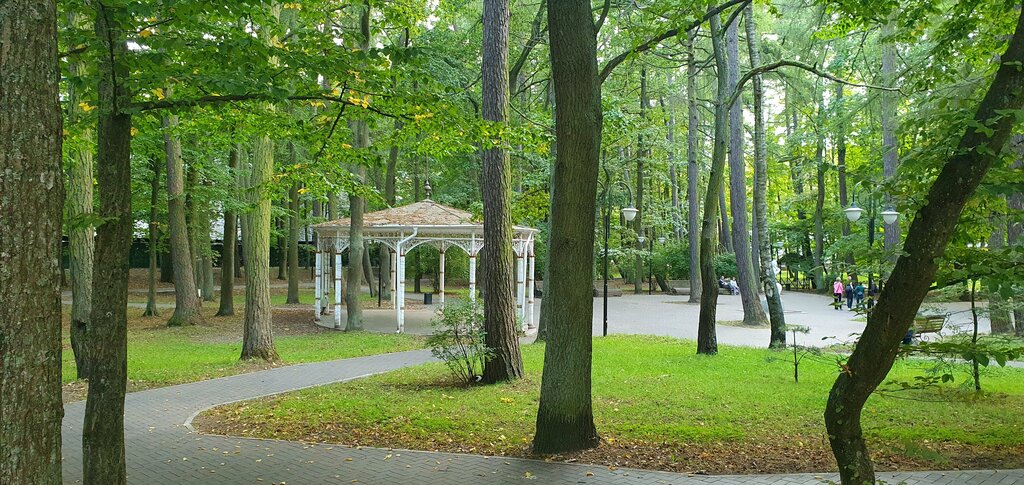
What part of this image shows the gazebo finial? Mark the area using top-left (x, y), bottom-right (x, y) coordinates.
top-left (424, 179), bottom-right (432, 199)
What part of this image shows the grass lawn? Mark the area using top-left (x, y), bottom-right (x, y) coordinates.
top-left (194, 335), bottom-right (1024, 475)
top-left (61, 305), bottom-right (423, 402)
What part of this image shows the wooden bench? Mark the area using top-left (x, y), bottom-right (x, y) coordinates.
top-left (913, 315), bottom-right (946, 336)
top-left (593, 286), bottom-right (623, 297)
top-left (667, 279), bottom-right (691, 296)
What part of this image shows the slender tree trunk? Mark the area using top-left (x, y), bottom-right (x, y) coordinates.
top-left (746, 5), bottom-right (785, 347)
top-left (0, 2), bottom-right (64, 480)
top-left (988, 212), bottom-right (1013, 333)
top-left (163, 110), bottom-right (204, 326)
top-left (277, 217), bottom-right (287, 280)
top-left (345, 1), bottom-right (371, 331)
top-left (665, 88), bottom-right (682, 240)
top-left (1009, 136), bottom-right (1024, 335)
top-left (835, 83), bottom-right (854, 269)
top-left (241, 134), bottom-right (279, 361)
top-left (718, 187), bottom-right (732, 252)
top-left (198, 197), bottom-right (215, 302)
top-left (481, 0), bottom-right (524, 383)
top-left (533, 0), bottom-right (601, 454)
top-left (286, 146), bottom-right (301, 304)
top-left (881, 20), bottom-right (901, 263)
top-left (812, 89), bottom-right (827, 291)
top-left (825, 13), bottom-right (1024, 482)
top-left (83, 5), bottom-right (133, 481)
top-left (726, 18), bottom-right (767, 325)
top-left (144, 156), bottom-right (161, 317)
top-left (67, 57), bottom-right (95, 378)
top-left (697, 10), bottom-right (729, 355)
top-left (634, 68), bottom-right (647, 295)
top-left (216, 146), bottom-right (239, 316)
top-left (686, 30), bottom-right (703, 303)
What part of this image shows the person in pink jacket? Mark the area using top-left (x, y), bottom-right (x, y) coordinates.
top-left (833, 277), bottom-right (844, 309)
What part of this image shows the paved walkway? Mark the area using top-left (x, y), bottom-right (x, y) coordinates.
top-left (61, 350), bottom-right (1024, 484)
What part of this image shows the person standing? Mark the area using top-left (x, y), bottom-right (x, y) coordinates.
top-left (854, 281), bottom-right (865, 309)
top-left (833, 278), bottom-right (844, 309)
top-left (845, 278), bottom-right (855, 310)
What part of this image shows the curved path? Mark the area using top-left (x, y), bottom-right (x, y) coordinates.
top-left (61, 349), bottom-right (1022, 484)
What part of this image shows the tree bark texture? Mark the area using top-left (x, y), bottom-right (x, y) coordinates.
top-left (813, 89), bottom-right (827, 290)
top-left (881, 20), bottom-right (901, 263)
top-left (686, 30), bottom-right (703, 303)
top-left (533, 0), bottom-right (601, 453)
top-left (745, 5), bottom-right (785, 347)
top-left (67, 58), bottom-right (95, 379)
top-left (824, 11), bottom-right (1024, 483)
top-left (0, 1), bottom-right (64, 480)
top-left (216, 146), bottom-right (239, 316)
top-left (287, 159), bottom-right (301, 304)
top-left (696, 11), bottom-right (730, 356)
top-left (198, 194), bottom-right (215, 302)
top-left (241, 135), bottom-right (279, 361)
top-left (726, 17), bottom-right (767, 326)
top-left (163, 112), bottom-right (204, 326)
top-left (144, 156), bottom-right (161, 317)
top-left (83, 5), bottom-right (132, 481)
top-left (481, 0), bottom-right (524, 383)
top-left (345, 1), bottom-right (371, 331)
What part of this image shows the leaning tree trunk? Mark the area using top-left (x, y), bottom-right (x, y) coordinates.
top-left (686, 29), bottom-right (703, 303)
top-left (241, 134), bottom-right (279, 361)
top-left (726, 17), bottom-right (767, 326)
top-left (216, 145), bottom-right (240, 316)
top-left (163, 111), bottom-right (204, 326)
top-left (144, 155), bottom-right (161, 317)
top-left (481, 0), bottom-right (524, 383)
top-left (0, 2), bottom-right (64, 480)
top-left (83, 4), bottom-right (133, 481)
top-left (533, 0), bottom-right (601, 454)
top-left (746, 4), bottom-right (785, 347)
top-left (825, 12), bottom-right (1024, 483)
top-left (67, 56), bottom-right (96, 379)
top-left (881, 19), bottom-right (901, 264)
top-left (696, 10), bottom-right (730, 356)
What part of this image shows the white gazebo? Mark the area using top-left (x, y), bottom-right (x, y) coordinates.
top-left (311, 197), bottom-right (538, 333)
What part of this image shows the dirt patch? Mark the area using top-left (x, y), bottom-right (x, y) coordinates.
top-left (192, 407), bottom-right (1024, 475)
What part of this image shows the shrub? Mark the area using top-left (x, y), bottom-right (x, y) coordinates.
top-left (713, 252), bottom-right (738, 278)
top-left (652, 241), bottom-right (690, 280)
top-left (425, 300), bottom-right (493, 384)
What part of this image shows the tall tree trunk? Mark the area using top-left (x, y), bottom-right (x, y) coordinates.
top-left (67, 57), bottom-right (95, 378)
top-left (345, 1), bottom-right (370, 331)
top-left (286, 147), bottom-right (301, 304)
top-left (634, 68), bottom-right (647, 295)
top-left (216, 146), bottom-right (239, 316)
top-left (241, 134), bottom-right (279, 361)
top-left (726, 17), bottom-right (767, 326)
top-left (380, 120), bottom-right (400, 300)
top-left (988, 211), bottom-right (1013, 333)
top-left (144, 156), bottom-right (161, 317)
top-left (881, 19), bottom-right (901, 263)
top-left (718, 186), bottom-right (732, 252)
top-left (746, 5), bottom-right (785, 347)
top-left (481, 0), bottom-right (524, 383)
top-left (163, 110), bottom-right (204, 326)
top-left (198, 197), bottom-right (215, 302)
top-left (686, 30), bottom-right (703, 303)
top-left (0, 2), bottom-right (64, 480)
top-left (812, 89), bottom-right (827, 291)
top-left (825, 12), bottom-right (1024, 482)
top-left (665, 87), bottom-right (682, 240)
top-left (1009, 136), bottom-right (1024, 336)
top-left (533, 0), bottom-right (601, 454)
top-left (83, 5), bottom-right (133, 481)
top-left (535, 80), bottom-right (557, 341)
top-left (835, 83), bottom-right (854, 269)
top-left (276, 217), bottom-right (287, 280)
top-left (697, 10), bottom-right (729, 355)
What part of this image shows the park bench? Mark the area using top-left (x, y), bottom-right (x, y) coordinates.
top-left (593, 285), bottom-right (623, 297)
top-left (913, 315), bottom-right (946, 336)
top-left (666, 279), bottom-right (691, 296)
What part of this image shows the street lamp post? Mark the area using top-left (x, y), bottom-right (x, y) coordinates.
top-left (601, 166), bottom-right (636, 337)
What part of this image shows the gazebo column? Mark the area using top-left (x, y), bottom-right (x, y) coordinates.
top-left (389, 249), bottom-right (397, 309)
top-left (334, 251), bottom-right (343, 329)
top-left (397, 247), bottom-right (407, 332)
top-left (469, 251), bottom-right (477, 303)
top-left (527, 243), bottom-right (535, 328)
top-left (516, 250), bottom-right (525, 329)
top-left (314, 251), bottom-right (322, 321)
top-left (438, 248), bottom-right (446, 306)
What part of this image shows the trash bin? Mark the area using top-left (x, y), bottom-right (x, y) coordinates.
top-left (424, 293), bottom-right (433, 305)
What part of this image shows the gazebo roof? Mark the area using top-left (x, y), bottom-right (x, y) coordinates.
top-left (313, 199), bottom-right (538, 235)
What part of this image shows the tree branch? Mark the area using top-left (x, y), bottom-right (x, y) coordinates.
top-left (132, 92), bottom-right (411, 119)
top-left (598, 0), bottom-right (749, 84)
top-left (509, 0), bottom-right (547, 94)
top-left (725, 59), bottom-right (899, 109)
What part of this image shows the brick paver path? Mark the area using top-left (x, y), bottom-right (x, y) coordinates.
top-left (61, 349), bottom-right (1024, 484)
